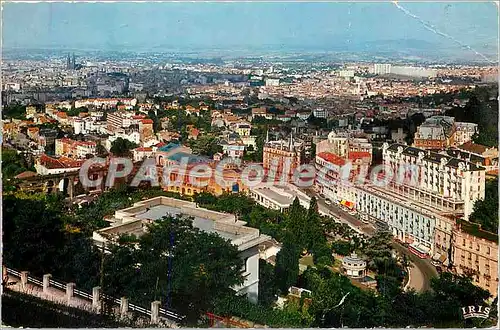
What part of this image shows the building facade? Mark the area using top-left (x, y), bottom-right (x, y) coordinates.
top-left (262, 134), bottom-right (302, 180)
top-left (92, 196), bottom-right (270, 303)
top-left (451, 222), bottom-right (498, 298)
top-left (382, 143), bottom-right (486, 220)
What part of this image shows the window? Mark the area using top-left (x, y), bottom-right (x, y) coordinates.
top-left (463, 239), bottom-right (466, 246)
top-left (487, 247), bottom-right (491, 255)
top-left (242, 258), bottom-right (249, 273)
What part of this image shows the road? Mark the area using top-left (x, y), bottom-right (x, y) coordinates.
top-left (302, 187), bottom-right (377, 236)
top-left (392, 241), bottom-right (438, 292)
top-left (301, 187), bottom-right (438, 292)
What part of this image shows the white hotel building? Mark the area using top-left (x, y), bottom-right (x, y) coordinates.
top-left (314, 143), bottom-right (486, 257)
top-left (382, 143), bottom-right (486, 220)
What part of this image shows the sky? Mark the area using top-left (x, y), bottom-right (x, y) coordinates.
top-left (3, 2), bottom-right (498, 58)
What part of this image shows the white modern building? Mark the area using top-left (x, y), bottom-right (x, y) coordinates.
top-left (390, 66), bottom-right (438, 78)
top-left (92, 196), bottom-right (270, 304)
top-left (105, 130), bottom-right (141, 151)
top-left (373, 63), bottom-right (392, 75)
top-left (355, 183), bottom-right (438, 253)
top-left (249, 184), bottom-right (311, 212)
top-left (313, 108), bottom-right (329, 119)
top-left (265, 78), bottom-right (280, 87)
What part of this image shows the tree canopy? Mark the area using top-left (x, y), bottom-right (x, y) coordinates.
top-left (110, 137), bottom-right (138, 157)
top-left (470, 178), bottom-right (498, 233)
top-left (102, 215), bottom-right (243, 324)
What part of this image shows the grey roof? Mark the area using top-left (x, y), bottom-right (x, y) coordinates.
top-left (387, 143), bottom-right (406, 152)
top-left (444, 149), bottom-right (486, 166)
top-left (136, 205), bottom-right (239, 240)
top-left (386, 143), bottom-right (486, 171)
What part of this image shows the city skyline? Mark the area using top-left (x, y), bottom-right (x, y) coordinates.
top-left (3, 2), bottom-right (499, 62)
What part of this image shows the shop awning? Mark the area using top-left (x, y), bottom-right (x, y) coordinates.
top-left (432, 253), bottom-right (441, 261)
top-left (340, 200), bottom-right (355, 209)
top-left (432, 253), bottom-right (448, 263)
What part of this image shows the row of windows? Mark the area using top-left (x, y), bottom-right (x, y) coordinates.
top-left (461, 239), bottom-right (492, 254)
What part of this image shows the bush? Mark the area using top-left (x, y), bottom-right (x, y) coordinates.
top-left (213, 295), bottom-right (310, 328)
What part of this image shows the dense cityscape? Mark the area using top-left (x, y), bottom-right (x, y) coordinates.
top-left (1, 2), bottom-right (499, 329)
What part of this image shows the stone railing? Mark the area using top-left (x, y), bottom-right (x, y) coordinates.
top-left (5, 268), bottom-right (183, 326)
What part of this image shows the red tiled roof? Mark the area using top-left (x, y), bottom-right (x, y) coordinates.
top-left (76, 141), bottom-right (97, 147)
top-left (155, 142), bottom-right (167, 148)
top-left (39, 154), bottom-right (84, 169)
top-left (15, 171), bottom-right (38, 179)
top-left (458, 141), bottom-right (489, 155)
top-left (141, 119), bottom-right (154, 124)
top-left (134, 147), bottom-right (153, 152)
top-left (317, 152), bottom-right (346, 166)
top-left (348, 151), bottom-right (371, 160)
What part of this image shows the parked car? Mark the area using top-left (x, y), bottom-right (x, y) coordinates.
top-left (431, 260), bottom-right (440, 267)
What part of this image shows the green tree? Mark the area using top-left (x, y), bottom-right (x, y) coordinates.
top-left (274, 235), bottom-right (301, 294)
top-left (258, 259), bottom-right (278, 307)
top-left (110, 137), bottom-right (138, 157)
top-left (102, 215), bottom-right (243, 324)
top-left (306, 198), bottom-right (331, 265)
top-left (2, 148), bottom-right (33, 179)
top-left (331, 241), bottom-right (353, 256)
top-left (285, 197), bottom-right (307, 248)
top-left (188, 135), bottom-right (222, 157)
top-left (470, 178), bottom-right (498, 232)
top-left (67, 107), bottom-right (88, 117)
top-left (2, 103), bottom-right (27, 119)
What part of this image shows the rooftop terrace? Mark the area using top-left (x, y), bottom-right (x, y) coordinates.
top-left (94, 196), bottom-right (269, 250)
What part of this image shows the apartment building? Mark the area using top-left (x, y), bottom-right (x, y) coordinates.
top-left (55, 138), bottom-right (97, 159)
top-left (451, 221), bottom-right (498, 298)
top-left (35, 154), bottom-right (85, 175)
top-left (414, 116), bottom-right (455, 149)
top-left (73, 117), bottom-right (95, 135)
top-left (221, 141), bottom-right (246, 159)
top-left (414, 116), bottom-right (478, 149)
top-left (373, 63), bottom-right (392, 75)
top-left (139, 119), bottom-right (154, 142)
top-left (454, 122), bottom-right (478, 146)
top-left (455, 142), bottom-right (499, 172)
top-left (106, 111), bottom-right (133, 132)
top-left (231, 121), bottom-right (252, 137)
top-left (382, 143), bottom-right (486, 220)
top-left (316, 130), bottom-right (372, 161)
top-left (74, 97), bottom-right (137, 109)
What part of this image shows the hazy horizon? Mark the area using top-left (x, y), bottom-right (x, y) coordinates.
top-left (3, 2), bottom-right (499, 62)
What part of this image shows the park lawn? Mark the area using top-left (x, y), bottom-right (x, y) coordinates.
top-left (299, 255), bottom-right (315, 267)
